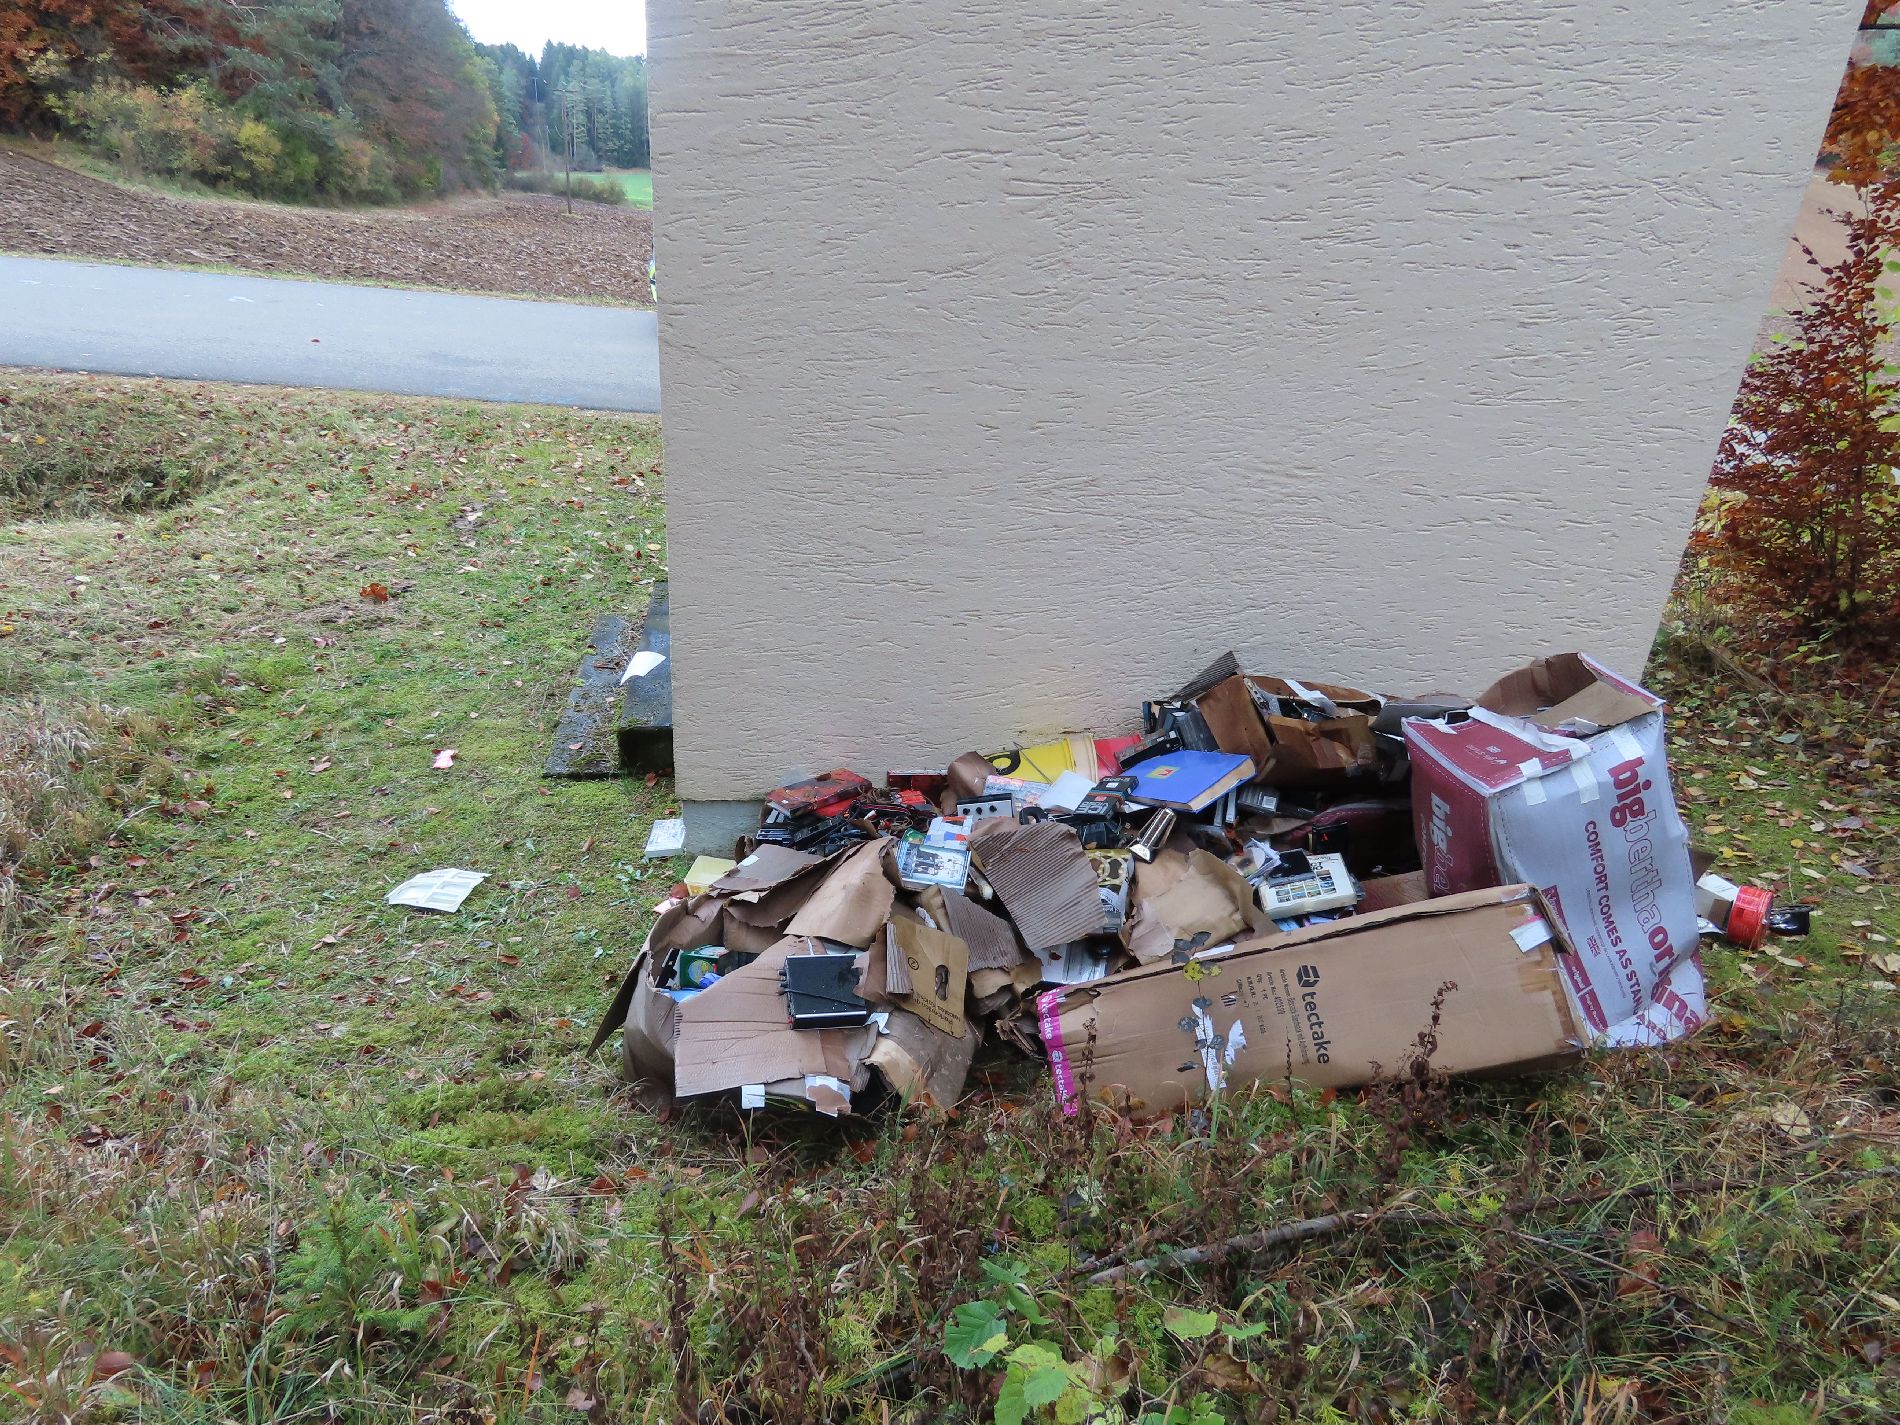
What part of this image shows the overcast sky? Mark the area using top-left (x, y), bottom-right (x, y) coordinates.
top-left (451, 0), bottom-right (647, 58)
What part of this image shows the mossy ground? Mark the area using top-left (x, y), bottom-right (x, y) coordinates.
top-left (0, 370), bottom-right (1895, 1423)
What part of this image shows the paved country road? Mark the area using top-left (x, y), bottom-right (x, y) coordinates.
top-left (0, 255), bottom-right (660, 413)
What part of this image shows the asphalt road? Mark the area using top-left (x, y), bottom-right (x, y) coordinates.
top-left (0, 255), bottom-right (660, 413)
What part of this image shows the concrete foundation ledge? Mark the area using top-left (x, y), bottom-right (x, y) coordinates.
top-left (682, 800), bottom-right (763, 855)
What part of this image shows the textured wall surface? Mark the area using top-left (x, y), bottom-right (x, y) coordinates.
top-left (648, 1), bottom-right (1857, 804)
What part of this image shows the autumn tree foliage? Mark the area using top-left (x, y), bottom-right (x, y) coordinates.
top-left (1699, 181), bottom-right (1900, 643)
top-left (0, 0), bottom-right (242, 128)
top-left (1826, 1), bottom-right (1900, 185)
top-left (1, 0), bottom-right (511, 201)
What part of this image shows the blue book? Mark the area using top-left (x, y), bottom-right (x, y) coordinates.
top-left (1127, 750), bottom-right (1256, 813)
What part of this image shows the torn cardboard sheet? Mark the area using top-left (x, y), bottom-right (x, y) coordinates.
top-left (386, 868), bottom-right (488, 913)
top-left (675, 937), bottom-right (877, 1108)
top-left (937, 887), bottom-right (1030, 972)
top-left (1039, 885), bottom-right (1584, 1115)
top-left (1129, 849), bottom-right (1268, 960)
top-left (969, 957), bottom-right (1045, 1016)
top-left (971, 819), bottom-right (1103, 950)
top-left (713, 844), bottom-right (824, 896)
top-left (724, 855), bottom-right (838, 928)
top-left (1195, 674), bottom-right (1382, 786)
top-left (786, 839), bottom-right (897, 947)
top-left (1478, 651), bottom-right (1657, 735)
top-left (882, 914), bottom-right (969, 1037)
top-left (1358, 870), bottom-right (1430, 914)
top-left (865, 1007), bottom-right (980, 1106)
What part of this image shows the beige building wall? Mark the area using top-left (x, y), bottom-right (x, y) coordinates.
top-left (647, 1), bottom-right (1857, 819)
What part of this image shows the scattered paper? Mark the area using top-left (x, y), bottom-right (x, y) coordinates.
top-left (620, 650), bottom-right (667, 685)
top-left (644, 818), bottom-right (686, 858)
top-left (1040, 769), bottom-right (1095, 812)
top-left (387, 868), bottom-right (488, 913)
top-left (432, 748), bottom-right (458, 770)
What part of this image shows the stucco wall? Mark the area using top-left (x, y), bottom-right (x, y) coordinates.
top-left (648, 1), bottom-right (1857, 806)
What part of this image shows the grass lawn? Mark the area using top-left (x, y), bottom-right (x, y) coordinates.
top-left (603, 169), bottom-right (653, 209)
top-left (1, 369), bottom-right (1897, 1423)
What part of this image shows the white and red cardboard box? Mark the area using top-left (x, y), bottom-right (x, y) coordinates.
top-left (1404, 653), bottom-right (1706, 1048)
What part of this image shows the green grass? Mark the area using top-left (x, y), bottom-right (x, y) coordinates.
top-left (601, 169), bottom-right (652, 209)
top-left (0, 369), bottom-right (1896, 1423)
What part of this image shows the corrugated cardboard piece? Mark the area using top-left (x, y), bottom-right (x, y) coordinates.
top-left (1125, 848), bottom-right (1271, 963)
top-left (1038, 885), bottom-right (1584, 1116)
top-left (970, 819), bottom-right (1103, 950)
top-left (675, 937), bottom-right (877, 1106)
top-left (937, 888), bottom-right (1030, 972)
top-left (786, 838), bottom-right (895, 946)
top-left (883, 915), bottom-right (969, 1038)
top-left (591, 831), bottom-right (988, 1115)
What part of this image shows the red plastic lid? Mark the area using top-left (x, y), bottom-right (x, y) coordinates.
top-left (1727, 885), bottom-right (1774, 949)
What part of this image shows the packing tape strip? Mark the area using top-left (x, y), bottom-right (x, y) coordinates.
top-left (1522, 773), bottom-right (1548, 806)
top-left (1609, 726), bottom-right (1643, 762)
top-left (1571, 757), bottom-right (1600, 804)
top-left (1511, 916), bottom-right (1554, 953)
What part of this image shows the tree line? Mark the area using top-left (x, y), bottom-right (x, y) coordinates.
top-left (484, 43), bottom-right (649, 175)
top-left (0, 0), bottom-right (646, 204)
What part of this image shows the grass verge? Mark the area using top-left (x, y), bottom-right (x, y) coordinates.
top-left (0, 369), bottom-right (1895, 1423)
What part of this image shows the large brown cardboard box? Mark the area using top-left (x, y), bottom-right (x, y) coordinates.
top-left (1036, 885), bottom-right (1584, 1115)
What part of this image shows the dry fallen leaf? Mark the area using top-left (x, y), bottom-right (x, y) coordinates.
top-left (91, 1350), bottom-right (138, 1382)
top-left (1768, 1102), bottom-right (1813, 1141)
top-left (360, 582), bottom-right (390, 602)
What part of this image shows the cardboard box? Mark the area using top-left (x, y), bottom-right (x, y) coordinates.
top-left (1037, 885), bottom-right (1585, 1114)
top-left (1194, 675), bottom-right (1382, 786)
top-left (1404, 653), bottom-right (1706, 1047)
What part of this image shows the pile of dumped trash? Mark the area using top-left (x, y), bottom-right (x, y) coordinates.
top-left (591, 652), bottom-right (1806, 1117)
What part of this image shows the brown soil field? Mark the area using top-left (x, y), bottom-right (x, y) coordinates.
top-left (0, 148), bottom-right (652, 306)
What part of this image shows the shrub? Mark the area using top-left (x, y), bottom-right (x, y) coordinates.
top-left (233, 115), bottom-right (282, 182)
top-left (56, 79), bottom-right (237, 185)
top-left (504, 168), bottom-right (628, 206)
top-left (1698, 178), bottom-right (1900, 644)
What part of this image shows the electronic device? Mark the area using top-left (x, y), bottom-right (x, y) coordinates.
top-left (780, 950), bottom-right (871, 1029)
top-left (1255, 850), bottom-right (1360, 918)
top-left (765, 769), bottom-right (873, 818)
top-left (957, 794), bottom-right (1017, 823)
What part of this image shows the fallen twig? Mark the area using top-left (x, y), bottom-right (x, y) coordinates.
top-left (1079, 1165), bottom-right (1900, 1286)
top-left (1084, 1209), bottom-right (1381, 1285)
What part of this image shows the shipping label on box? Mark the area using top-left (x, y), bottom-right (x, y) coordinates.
top-left (1404, 654), bottom-right (1706, 1048)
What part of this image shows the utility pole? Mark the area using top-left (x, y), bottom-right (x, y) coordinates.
top-left (562, 85), bottom-right (574, 214)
